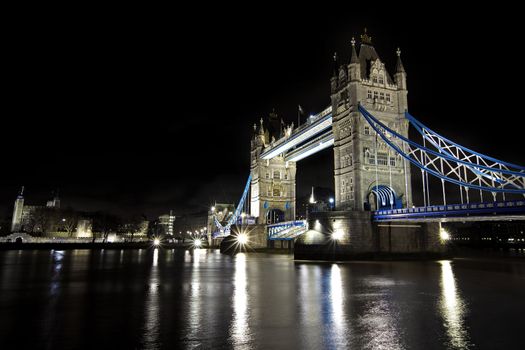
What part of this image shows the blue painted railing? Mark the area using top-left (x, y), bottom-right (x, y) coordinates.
top-left (373, 200), bottom-right (525, 221)
top-left (267, 220), bottom-right (307, 240)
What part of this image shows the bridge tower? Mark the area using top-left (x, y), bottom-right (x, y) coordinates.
top-left (250, 112), bottom-right (296, 224)
top-left (331, 30), bottom-right (412, 211)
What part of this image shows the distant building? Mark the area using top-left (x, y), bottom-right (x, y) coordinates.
top-left (11, 187), bottom-right (25, 232)
top-left (75, 219), bottom-right (93, 238)
top-left (11, 187), bottom-right (61, 232)
top-left (173, 211), bottom-right (207, 238)
top-left (158, 210), bottom-right (176, 236)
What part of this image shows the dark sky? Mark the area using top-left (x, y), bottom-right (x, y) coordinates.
top-left (2, 5), bottom-right (523, 219)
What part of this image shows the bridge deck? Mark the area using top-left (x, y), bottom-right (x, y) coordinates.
top-left (373, 200), bottom-right (525, 222)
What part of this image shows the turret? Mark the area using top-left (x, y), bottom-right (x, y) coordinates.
top-left (394, 47), bottom-right (407, 90)
top-left (330, 52), bottom-right (339, 93)
top-left (348, 37), bottom-right (361, 81)
top-left (11, 186), bottom-right (25, 232)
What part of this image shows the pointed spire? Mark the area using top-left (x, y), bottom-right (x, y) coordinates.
top-left (396, 47), bottom-right (405, 73)
top-left (332, 51), bottom-right (338, 76)
top-left (259, 117), bottom-right (265, 135)
top-left (309, 186), bottom-right (316, 204)
top-left (360, 27), bottom-right (372, 45)
top-left (350, 37), bottom-right (359, 64)
top-left (20, 186), bottom-right (24, 196)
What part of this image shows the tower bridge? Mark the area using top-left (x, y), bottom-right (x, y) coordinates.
top-left (214, 31), bottom-right (525, 258)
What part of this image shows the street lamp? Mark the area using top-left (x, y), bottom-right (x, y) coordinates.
top-left (237, 233), bottom-right (248, 245)
top-left (440, 228), bottom-right (450, 241)
top-left (194, 238), bottom-right (202, 248)
top-left (332, 230), bottom-right (343, 240)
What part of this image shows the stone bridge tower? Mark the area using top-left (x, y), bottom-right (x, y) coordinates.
top-left (331, 30), bottom-right (412, 211)
top-left (250, 112), bottom-right (296, 224)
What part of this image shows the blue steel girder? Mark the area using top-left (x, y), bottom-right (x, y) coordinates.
top-left (358, 105), bottom-right (525, 195)
top-left (212, 174), bottom-right (252, 238)
top-left (373, 200), bottom-right (525, 222)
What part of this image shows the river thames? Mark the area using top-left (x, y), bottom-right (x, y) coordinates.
top-left (1, 249), bottom-right (524, 349)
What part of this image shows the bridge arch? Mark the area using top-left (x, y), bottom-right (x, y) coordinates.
top-left (266, 208), bottom-right (285, 224)
top-left (366, 185), bottom-right (401, 211)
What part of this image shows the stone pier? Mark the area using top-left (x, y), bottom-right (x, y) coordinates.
top-left (219, 224), bottom-right (268, 254)
top-left (294, 211), bottom-right (446, 260)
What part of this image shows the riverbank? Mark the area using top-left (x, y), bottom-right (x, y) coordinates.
top-left (0, 242), bottom-right (199, 250)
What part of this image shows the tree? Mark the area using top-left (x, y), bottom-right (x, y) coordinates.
top-left (60, 207), bottom-right (79, 237)
top-left (92, 212), bottom-right (121, 243)
top-left (22, 214), bottom-right (37, 234)
top-left (33, 207), bottom-right (58, 236)
top-left (124, 214), bottom-right (146, 243)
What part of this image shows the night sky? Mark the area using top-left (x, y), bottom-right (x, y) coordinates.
top-left (2, 5), bottom-right (523, 219)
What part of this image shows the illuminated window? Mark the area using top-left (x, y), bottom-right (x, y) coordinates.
top-left (377, 153), bottom-right (388, 166)
top-left (390, 157), bottom-right (396, 166)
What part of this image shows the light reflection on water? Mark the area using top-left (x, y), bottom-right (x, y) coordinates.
top-left (230, 253), bottom-right (252, 349)
top-left (187, 248), bottom-right (203, 344)
top-left (3, 250), bottom-right (524, 349)
top-left (330, 264), bottom-right (344, 329)
top-left (142, 248), bottom-right (160, 349)
top-left (298, 264), bottom-right (322, 348)
top-left (439, 260), bottom-right (472, 349)
top-left (358, 276), bottom-right (404, 350)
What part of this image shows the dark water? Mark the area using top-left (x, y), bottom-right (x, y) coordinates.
top-left (1, 249), bottom-right (524, 349)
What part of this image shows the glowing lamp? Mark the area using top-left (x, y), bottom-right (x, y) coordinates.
top-left (237, 233), bottom-right (248, 245)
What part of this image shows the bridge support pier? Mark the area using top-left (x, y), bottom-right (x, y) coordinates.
top-left (294, 212), bottom-right (446, 260)
top-left (219, 224), bottom-right (268, 254)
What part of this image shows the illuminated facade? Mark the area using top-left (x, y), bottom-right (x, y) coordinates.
top-left (158, 210), bottom-right (176, 236)
top-left (11, 187), bottom-right (61, 232)
top-left (250, 112), bottom-right (296, 223)
top-left (331, 31), bottom-right (412, 210)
